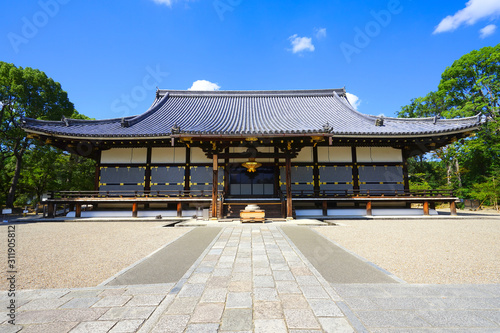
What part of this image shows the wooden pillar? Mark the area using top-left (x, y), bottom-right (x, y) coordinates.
top-left (322, 200), bottom-right (328, 216)
top-left (75, 204), bottom-right (82, 218)
top-left (94, 152), bottom-right (101, 192)
top-left (94, 154), bottom-right (101, 210)
top-left (351, 147), bottom-right (360, 195)
top-left (132, 202), bottom-right (138, 218)
top-left (224, 147), bottom-right (230, 195)
top-left (184, 147), bottom-right (191, 191)
top-left (366, 201), bottom-right (372, 216)
top-left (450, 200), bottom-right (457, 215)
top-left (274, 147), bottom-right (280, 197)
top-left (423, 201), bottom-right (429, 215)
top-left (177, 202), bottom-right (182, 217)
top-left (286, 153), bottom-right (293, 218)
top-left (402, 151), bottom-right (410, 194)
top-left (212, 153), bottom-right (218, 218)
top-left (48, 203), bottom-right (55, 218)
top-left (144, 146), bottom-right (152, 209)
top-left (313, 145), bottom-right (320, 197)
top-left (94, 165), bottom-right (100, 191)
top-left (144, 146), bottom-right (152, 193)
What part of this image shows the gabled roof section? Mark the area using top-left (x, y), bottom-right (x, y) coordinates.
top-left (21, 88), bottom-right (485, 139)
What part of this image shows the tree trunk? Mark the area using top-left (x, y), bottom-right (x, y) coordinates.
top-left (6, 141), bottom-right (26, 209)
top-left (455, 158), bottom-right (462, 187)
top-left (446, 163), bottom-right (452, 186)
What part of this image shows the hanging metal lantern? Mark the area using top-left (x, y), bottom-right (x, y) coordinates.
top-left (242, 158), bottom-right (262, 172)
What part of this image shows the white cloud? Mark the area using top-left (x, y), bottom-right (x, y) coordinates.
top-left (433, 0), bottom-right (500, 34)
top-left (152, 0), bottom-right (173, 6)
top-left (288, 34), bottom-right (315, 54)
top-left (315, 28), bottom-right (327, 39)
top-left (479, 24), bottom-right (497, 38)
top-left (346, 92), bottom-right (361, 110)
top-left (188, 80), bottom-right (221, 91)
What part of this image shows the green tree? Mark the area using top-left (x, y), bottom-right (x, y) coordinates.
top-left (398, 44), bottom-right (500, 199)
top-left (470, 167), bottom-right (500, 210)
top-left (14, 143), bottom-right (96, 207)
top-left (0, 62), bottom-right (74, 208)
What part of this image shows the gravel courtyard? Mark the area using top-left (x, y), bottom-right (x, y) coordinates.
top-left (1, 216), bottom-right (499, 290)
top-left (314, 217), bottom-right (500, 284)
top-left (0, 222), bottom-right (192, 290)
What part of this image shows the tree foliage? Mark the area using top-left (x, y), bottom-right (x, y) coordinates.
top-left (0, 62), bottom-right (95, 208)
top-left (398, 44), bottom-right (500, 205)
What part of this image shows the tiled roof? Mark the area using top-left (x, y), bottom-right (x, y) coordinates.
top-left (21, 89), bottom-right (484, 139)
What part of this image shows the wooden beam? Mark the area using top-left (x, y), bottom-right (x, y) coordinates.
top-left (286, 152), bottom-right (293, 218)
top-left (132, 202), bottom-right (138, 218)
top-left (75, 204), bottom-right (82, 218)
top-left (274, 147), bottom-right (280, 197)
top-left (450, 200), bottom-right (457, 215)
top-left (184, 147), bottom-right (191, 191)
top-left (313, 145), bottom-right (320, 196)
top-left (366, 201), bottom-right (372, 216)
top-left (402, 151), bottom-right (410, 194)
top-left (212, 153), bottom-right (218, 218)
top-left (351, 146), bottom-right (360, 193)
top-left (48, 203), bottom-right (55, 218)
top-left (144, 146), bottom-right (152, 193)
top-left (94, 162), bottom-right (100, 191)
top-left (224, 147), bottom-right (229, 195)
top-left (423, 201), bottom-right (429, 215)
top-left (177, 202), bottom-right (182, 217)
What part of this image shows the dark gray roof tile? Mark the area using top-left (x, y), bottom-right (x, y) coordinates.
top-left (21, 89), bottom-right (484, 139)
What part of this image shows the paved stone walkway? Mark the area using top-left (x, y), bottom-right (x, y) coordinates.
top-left (1, 224), bottom-right (500, 332)
top-left (146, 226), bottom-right (353, 332)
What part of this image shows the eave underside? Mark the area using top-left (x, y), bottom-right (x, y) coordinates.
top-left (26, 129), bottom-right (477, 160)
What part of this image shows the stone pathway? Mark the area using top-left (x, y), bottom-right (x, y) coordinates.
top-left (1, 284), bottom-right (176, 333)
top-left (333, 283), bottom-right (500, 332)
top-left (148, 225), bottom-right (354, 332)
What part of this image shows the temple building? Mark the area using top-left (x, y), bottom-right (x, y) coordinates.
top-left (21, 89), bottom-right (484, 218)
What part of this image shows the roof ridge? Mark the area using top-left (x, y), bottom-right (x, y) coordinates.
top-left (22, 116), bottom-right (128, 126)
top-left (158, 88), bottom-right (346, 97)
top-left (382, 113), bottom-right (483, 124)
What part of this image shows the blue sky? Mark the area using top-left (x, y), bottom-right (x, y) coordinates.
top-left (1, 0), bottom-right (499, 120)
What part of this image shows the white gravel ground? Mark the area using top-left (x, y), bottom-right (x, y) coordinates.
top-left (0, 222), bottom-right (192, 290)
top-left (314, 216), bottom-right (500, 284)
top-left (1, 216), bottom-right (498, 290)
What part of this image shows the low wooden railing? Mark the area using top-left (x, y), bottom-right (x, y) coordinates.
top-left (290, 189), bottom-right (454, 198)
top-left (47, 189), bottom-right (216, 199)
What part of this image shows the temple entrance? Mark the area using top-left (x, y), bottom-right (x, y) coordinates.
top-left (229, 166), bottom-right (275, 197)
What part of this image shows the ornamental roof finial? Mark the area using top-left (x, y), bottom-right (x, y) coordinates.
top-left (171, 123), bottom-right (180, 134)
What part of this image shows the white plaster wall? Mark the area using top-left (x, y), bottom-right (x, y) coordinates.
top-left (294, 147), bottom-right (313, 163)
top-left (356, 147), bottom-right (402, 163)
top-left (318, 147), bottom-right (352, 163)
top-left (101, 148), bottom-right (147, 164)
top-left (151, 147), bottom-right (186, 163)
top-left (191, 147), bottom-right (212, 163)
top-left (229, 147), bottom-right (248, 153)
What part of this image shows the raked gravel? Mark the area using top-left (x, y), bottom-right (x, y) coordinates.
top-left (0, 222), bottom-right (192, 290)
top-left (314, 217), bottom-right (500, 284)
top-left (1, 217), bottom-right (499, 290)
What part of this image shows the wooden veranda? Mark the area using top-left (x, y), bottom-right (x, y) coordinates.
top-left (41, 189), bottom-right (458, 218)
